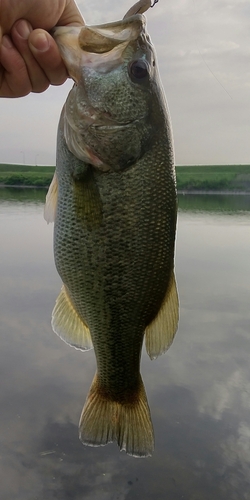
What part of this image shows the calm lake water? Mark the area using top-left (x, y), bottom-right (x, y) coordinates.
top-left (0, 188), bottom-right (250, 500)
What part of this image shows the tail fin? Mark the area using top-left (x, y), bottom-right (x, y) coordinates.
top-left (79, 373), bottom-right (154, 457)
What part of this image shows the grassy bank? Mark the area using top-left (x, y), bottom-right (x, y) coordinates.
top-left (0, 163), bottom-right (250, 192)
top-left (0, 163), bottom-right (54, 187)
top-left (176, 164), bottom-right (250, 192)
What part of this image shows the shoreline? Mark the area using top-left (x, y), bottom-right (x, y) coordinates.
top-left (178, 190), bottom-right (250, 196)
top-left (1, 164), bottom-right (250, 194)
top-left (1, 184), bottom-right (249, 195)
top-left (0, 184), bottom-right (48, 189)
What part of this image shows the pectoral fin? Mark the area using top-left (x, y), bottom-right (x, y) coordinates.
top-left (44, 172), bottom-right (58, 224)
top-left (52, 285), bottom-right (93, 351)
top-left (145, 271), bottom-right (179, 360)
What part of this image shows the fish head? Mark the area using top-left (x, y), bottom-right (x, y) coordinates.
top-left (54, 15), bottom-right (162, 172)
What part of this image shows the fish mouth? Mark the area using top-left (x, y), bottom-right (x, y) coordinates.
top-left (91, 117), bottom-right (145, 131)
top-left (52, 15), bottom-right (146, 82)
top-left (92, 122), bottom-right (133, 130)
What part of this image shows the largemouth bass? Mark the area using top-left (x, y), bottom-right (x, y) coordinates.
top-left (45, 0), bottom-right (179, 457)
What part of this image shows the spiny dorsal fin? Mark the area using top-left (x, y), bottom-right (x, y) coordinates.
top-left (44, 172), bottom-right (58, 224)
top-left (145, 271), bottom-right (179, 360)
top-left (52, 285), bottom-right (93, 351)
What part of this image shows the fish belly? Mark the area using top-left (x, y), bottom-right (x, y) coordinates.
top-left (53, 125), bottom-right (177, 456)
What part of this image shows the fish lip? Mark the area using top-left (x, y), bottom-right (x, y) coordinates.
top-left (91, 122), bottom-right (133, 130)
top-left (91, 117), bottom-right (145, 130)
top-left (52, 15), bottom-right (147, 82)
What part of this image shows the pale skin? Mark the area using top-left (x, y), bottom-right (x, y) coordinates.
top-left (0, 0), bottom-right (85, 97)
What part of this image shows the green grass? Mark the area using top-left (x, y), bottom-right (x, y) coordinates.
top-left (176, 164), bottom-right (250, 192)
top-left (1, 163), bottom-right (250, 192)
top-left (0, 163), bottom-right (54, 173)
top-left (0, 163), bottom-right (54, 187)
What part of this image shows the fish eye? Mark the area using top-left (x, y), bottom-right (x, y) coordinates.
top-left (128, 59), bottom-right (149, 82)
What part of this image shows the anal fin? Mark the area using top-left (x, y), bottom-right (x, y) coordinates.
top-left (145, 270), bottom-right (179, 360)
top-left (52, 285), bottom-right (93, 351)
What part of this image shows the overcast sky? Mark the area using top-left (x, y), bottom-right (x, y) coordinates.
top-left (1, 0), bottom-right (250, 166)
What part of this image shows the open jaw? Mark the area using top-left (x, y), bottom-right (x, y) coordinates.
top-left (52, 15), bottom-right (146, 82)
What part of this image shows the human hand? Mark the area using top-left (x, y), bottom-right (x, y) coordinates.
top-left (0, 0), bottom-right (84, 97)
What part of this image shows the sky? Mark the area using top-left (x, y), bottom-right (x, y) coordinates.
top-left (1, 0), bottom-right (250, 166)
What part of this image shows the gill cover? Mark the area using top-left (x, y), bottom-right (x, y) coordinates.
top-left (53, 6), bottom-right (155, 170)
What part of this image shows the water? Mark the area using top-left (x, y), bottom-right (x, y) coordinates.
top-left (0, 188), bottom-right (250, 500)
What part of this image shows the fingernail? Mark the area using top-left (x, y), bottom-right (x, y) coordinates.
top-left (2, 35), bottom-right (13, 48)
top-left (30, 32), bottom-right (50, 52)
top-left (16, 20), bottom-right (32, 40)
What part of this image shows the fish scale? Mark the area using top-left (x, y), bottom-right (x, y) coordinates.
top-left (54, 125), bottom-right (176, 434)
top-left (46, 4), bottom-right (179, 457)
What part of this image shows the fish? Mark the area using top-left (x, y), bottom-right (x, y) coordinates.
top-left (44, 0), bottom-right (179, 458)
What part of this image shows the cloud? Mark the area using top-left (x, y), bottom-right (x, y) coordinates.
top-left (1, 0), bottom-right (250, 165)
top-left (198, 369), bottom-right (250, 420)
top-left (222, 422), bottom-right (250, 466)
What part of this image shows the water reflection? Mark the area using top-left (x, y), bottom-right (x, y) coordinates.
top-left (178, 192), bottom-right (250, 214)
top-left (0, 188), bottom-right (250, 499)
top-left (0, 186), bottom-right (46, 204)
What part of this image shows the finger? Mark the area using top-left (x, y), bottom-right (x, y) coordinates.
top-left (0, 35), bottom-right (32, 97)
top-left (11, 20), bottom-right (50, 93)
top-left (29, 29), bottom-right (68, 86)
top-left (1, 0), bottom-right (85, 35)
top-left (58, 1), bottom-right (85, 27)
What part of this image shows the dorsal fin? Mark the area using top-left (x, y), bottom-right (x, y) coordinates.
top-left (145, 271), bottom-right (179, 360)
